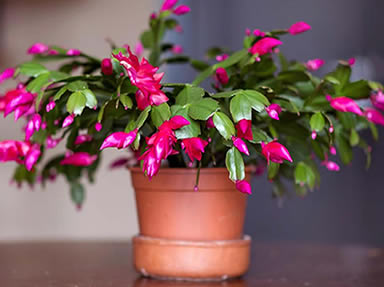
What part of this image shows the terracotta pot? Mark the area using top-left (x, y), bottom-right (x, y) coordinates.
top-left (130, 167), bottom-right (251, 281)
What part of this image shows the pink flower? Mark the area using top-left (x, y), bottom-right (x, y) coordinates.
top-left (160, 0), bottom-right (178, 11)
top-left (150, 13), bottom-right (157, 19)
top-left (288, 21), bottom-right (311, 35)
top-left (25, 114), bottom-right (42, 141)
top-left (46, 101), bottom-right (56, 112)
top-left (322, 160), bottom-right (340, 172)
top-left (311, 130), bottom-right (317, 140)
top-left (181, 137), bottom-right (208, 162)
top-left (74, 134), bottom-right (93, 145)
top-left (305, 59), bottom-right (325, 71)
top-left (3, 88), bottom-right (36, 121)
top-left (24, 144), bottom-right (41, 171)
top-left (215, 67), bottom-right (229, 85)
top-left (27, 43), bottom-right (49, 55)
top-left (245, 28), bottom-right (251, 36)
top-left (62, 114), bottom-right (75, 128)
top-left (261, 141), bottom-right (293, 165)
top-left (48, 49), bottom-right (59, 55)
top-left (249, 37), bottom-right (282, 56)
top-left (370, 90), bottom-right (384, 111)
top-left (139, 116), bottom-right (190, 179)
top-left (100, 129), bottom-right (138, 150)
top-left (134, 42), bottom-right (144, 57)
top-left (232, 136), bottom-right (249, 155)
top-left (329, 125), bottom-right (334, 133)
top-left (235, 180), bottom-right (252, 194)
top-left (95, 122), bottom-right (102, 131)
top-left (46, 136), bottom-right (61, 149)
top-left (101, 58), bottom-right (113, 75)
top-left (66, 49), bottom-right (81, 56)
top-left (0, 140), bottom-right (23, 162)
top-left (253, 29), bottom-right (265, 37)
top-left (0, 68), bottom-right (15, 84)
top-left (236, 119), bottom-right (253, 140)
top-left (174, 25), bottom-right (183, 33)
top-left (113, 48), bottom-right (168, 110)
top-left (60, 152), bottom-right (97, 166)
top-left (265, 103), bottom-right (282, 120)
top-left (216, 54), bottom-right (229, 62)
top-left (348, 58), bottom-right (356, 66)
top-left (171, 45), bottom-right (183, 54)
top-left (0, 140), bottom-right (40, 171)
top-left (330, 146), bottom-right (337, 155)
top-left (206, 116), bottom-right (215, 129)
top-left (326, 95), bottom-right (363, 116)
top-left (364, 108), bottom-right (384, 126)
top-left (173, 5), bottom-right (190, 15)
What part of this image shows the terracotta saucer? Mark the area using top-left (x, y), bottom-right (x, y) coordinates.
top-left (133, 235), bottom-right (251, 281)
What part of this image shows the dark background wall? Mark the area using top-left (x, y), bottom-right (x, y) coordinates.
top-left (165, 0), bottom-right (384, 246)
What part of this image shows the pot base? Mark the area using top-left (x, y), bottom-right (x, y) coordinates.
top-left (133, 235), bottom-right (251, 281)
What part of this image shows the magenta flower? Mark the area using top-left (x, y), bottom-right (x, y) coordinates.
top-left (305, 59), bottom-right (325, 71)
top-left (216, 54), bottom-right (229, 62)
top-left (311, 130), bottom-right (317, 140)
top-left (60, 152), bottom-right (97, 166)
top-left (24, 144), bottom-right (41, 171)
top-left (265, 103), bottom-right (282, 120)
top-left (261, 141), bottom-right (293, 165)
top-left (25, 114), bottom-right (42, 141)
top-left (322, 160), bottom-right (340, 172)
top-left (62, 114), bottom-right (75, 128)
top-left (206, 116), bottom-right (215, 129)
top-left (113, 48), bottom-right (168, 111)
top-left (232, 136), bottom-right (249, 155)
top-left (215, 67), bottom-right (229, 85)
top-left (74, 134), bottom-right (93, 145)
top-left (329, 125), bottom-right (334, 133)
top-left (27, 43), bottom-right (49, 55)
top-left (288, 21), bottom-right (311, 35)
top-left (174, 25), bottom-right (183, 33)
top-left (173, 5), bottom-right (191, 15)
top-left (46, 136), bottom-right (61, 149)
top-left (370, 90), bottom-right (384, 111)
top-left (101, 58), bottom-right (113, 75)
top-left (95, 122), bottom-right (102, 131)
top-left (253, 29), bottom-right (266, 37)
top-left (46, 101), bottom-right (56, 112)
top-left (3, 88), bottom-right (36, 121)
top-left (66, 49), bottom-right (81, 56)
top-left (100, 129), bottom-right (138, 150)
top-left (330, 146), bottom-right (337, 155)
top-left (235, 180), bottom-right (252, 194)
top-left (0, 140), bottom-right (40, 171)
top-left (364, 108), bottom-right (384, 126)
top-left (249, 37), bottom-right (282, 56)
top-left (139, 116), bottom-right (189, 179)
top-left (0, 68), bottom-right (15, 84)
top-left (134, 42), bottom-right (144, 57)
top-left (48, 49), bottom-right (59, 55)
top-left (245, 28), bottom-right (251, 36)
top-left (0, 140), bottom-right (22, 162)
top-left (348, 58), bottom-right (356, 66)
top-left (236, 119), bottom-right (253, 140)
top-left (326, 95), bottom-right (362, 116)
top-left (181, 137), bottom-right (208, 162)
top-left (160, 0), bottom-right (178, 11)
top-left (171, 45), bottom-right (183, 54)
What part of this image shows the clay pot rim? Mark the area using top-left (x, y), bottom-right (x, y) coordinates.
top-left (129, 167), bottom-right (251, 175)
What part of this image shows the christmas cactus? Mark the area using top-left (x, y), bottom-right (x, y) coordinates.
top-left (1, 0), bottom-right (383, 207)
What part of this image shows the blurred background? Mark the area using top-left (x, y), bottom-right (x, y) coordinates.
top-left (0, 0), bottom-right (384, 245)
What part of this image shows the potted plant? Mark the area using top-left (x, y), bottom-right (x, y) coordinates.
top-left (1, 0), bottom-right (383, 281)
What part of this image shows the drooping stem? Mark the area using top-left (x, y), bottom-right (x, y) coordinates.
top-left (194, 161), bottom-right (202, 191)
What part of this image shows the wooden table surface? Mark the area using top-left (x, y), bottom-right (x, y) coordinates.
top-left (1, 241), bottom-right (384, 287)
